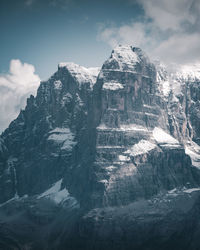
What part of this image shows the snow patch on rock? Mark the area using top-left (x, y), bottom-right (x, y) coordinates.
top-left (125, 140), bottom-right (156, 157)
top-left (38, 180), bottom-right (64, 198)
top-left (175, 64), bottom-right (200, 82)
top-left (103, 82), bottom-right (124, 91)
top-left (118, 155), bottom-right (131, 162)
top-left (153, 127), bottom-right (180, 147)
top-left (58, 62), bottom-right (99, 87)
top-left (183, 187), bottom-right (200, 193)
top-left (38, 179), bottom-right (79, 207)
top-left (112, 45), bottom-right (139, 70)
top-left (97, 123), bottom-right (148, 132)
top-left (48, 127), bottom-right (77, 151)
top-left (161, 81), bottom-right (171, 97)
top-left (105, 165), bottom-right (117, 172)
top-left (87, 67), bottom-right (101, 77)
top-left (156, 62), bottom-right (200, 100)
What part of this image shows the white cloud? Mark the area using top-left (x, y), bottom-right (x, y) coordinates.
top-left (0, 60), bottom-right (40, 133)
top-left (139, 0), bottom-right (196, 32)
top-left (98, 22), bottom-right (157, 52)
top-left (154, 33), bottom-right (200, 64)
top-left (98, 0), bottom-right (200, 65)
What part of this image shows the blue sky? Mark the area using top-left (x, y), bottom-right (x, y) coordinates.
top-left (0, 0), bottom-right (200, 132)
top-left (1, 0), bottom-right (200, 79)
top-left (0, 0), bottom-right (143, 79)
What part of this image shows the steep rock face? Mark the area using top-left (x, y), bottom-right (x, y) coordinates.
top-left (66, 46), bottom-right (199, 209)
top-left (0, 45), bottom-right (200, 249)
top-left (0, 46), bottom-right (199, 208)
top-left (156, 63), bottom-right (200, 169)
top-left (0, 63), bottom-right (99, 203)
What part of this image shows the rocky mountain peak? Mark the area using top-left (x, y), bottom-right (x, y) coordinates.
top-left (0, 46), bottom-right (200, 249)
top-left (58, 62), bottom-right (100, 89)
top-left (102, 45), bottom-right (153, 74)
top-left (64, 46), bottom-right (200, 209)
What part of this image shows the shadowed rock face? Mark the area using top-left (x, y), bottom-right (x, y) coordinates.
top-left (0, 45), bottom-right (200, 249)
top-left (65, 45), bottom-right (199, 209)
top-left (0, 64), bottom-right (98, 203)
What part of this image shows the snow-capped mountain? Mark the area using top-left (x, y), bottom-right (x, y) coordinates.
top-left (156, 61), bottom-right (200, 167)
top-left (0, 45), bottom-right (200, 250)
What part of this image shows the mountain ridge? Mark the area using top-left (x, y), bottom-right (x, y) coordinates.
top-left (0, 45), bottom-right (200, 249)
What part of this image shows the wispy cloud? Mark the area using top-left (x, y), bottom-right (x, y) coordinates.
top-left (97, 21), bottom-right (157, 51)
top-left (0, 60), bottom-right (40, 132)
top-left (98, 0), bottom-right (200, 65)
top-left (139, 0), bottom-right (197, 32)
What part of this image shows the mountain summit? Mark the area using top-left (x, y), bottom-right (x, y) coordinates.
top-left (0, 46), bottom-right (200, 249)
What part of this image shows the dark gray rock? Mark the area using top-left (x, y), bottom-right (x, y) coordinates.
top-left (66, 46), bottom-right (199, 209)
top-left (0, 45), bottom-right (200, 249)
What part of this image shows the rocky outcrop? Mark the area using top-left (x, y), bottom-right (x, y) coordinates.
top-left (156, 62), bottom-right (200, 168)
top-left (66, 46), bottom-right (199, 209)
top-left (0, 63), bottom-right (99, 203)
top-left (0, 45), bottom-right (200, 249)
top-left (63, 189), bottom-right (200, 250)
